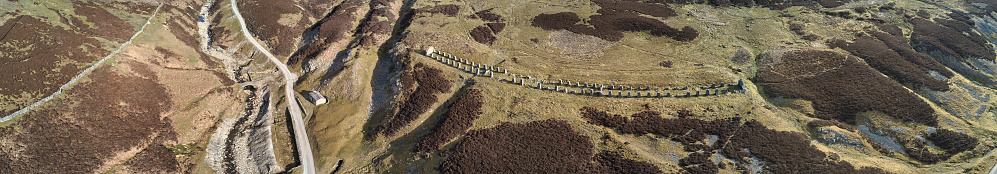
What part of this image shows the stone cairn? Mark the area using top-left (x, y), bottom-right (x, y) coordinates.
top-left (424, 48), bottom-right (749, 98)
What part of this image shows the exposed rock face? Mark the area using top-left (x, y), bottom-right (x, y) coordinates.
top-left (206, 90), bottom-right (281, 173)
top-left (829, 24), bottom-right (954, 91)
top-left (910, 14), bottom-right (997, 86)
top-left (814, 127), bottom-right (865, 149)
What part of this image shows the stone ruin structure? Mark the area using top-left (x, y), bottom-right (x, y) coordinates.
top-left (424, 47), bottom-right (749, 99)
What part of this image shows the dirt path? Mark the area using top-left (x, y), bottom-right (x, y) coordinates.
top-left (230, 0), bottom-right (315, 173)
top-left (0, 3), bottom-right (164, 123)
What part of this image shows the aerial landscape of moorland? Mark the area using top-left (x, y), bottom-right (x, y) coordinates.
top-left (4, 0), bottom-right (997, 173)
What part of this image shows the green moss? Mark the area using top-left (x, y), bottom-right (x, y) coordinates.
top-left (164, 143), bottom-right (199, 156)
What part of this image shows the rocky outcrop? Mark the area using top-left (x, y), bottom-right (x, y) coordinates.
top-left (206, 89), bottom-right (282, 173)
top-left (911, 13), bottom-right (997, 86)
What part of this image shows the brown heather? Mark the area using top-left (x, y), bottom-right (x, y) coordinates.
top-left (439, 119), bottom-right (662, 174)
top-left (375, 63), bottom-right (451, 136)
top-left (579, 107), bottom-right (889, 174)
top-left (531, 0), bottom-right (697, 42)
top-left (755, 50), bottom-right (937, 126)
top-left (414, 89), bottom-right (484, 153)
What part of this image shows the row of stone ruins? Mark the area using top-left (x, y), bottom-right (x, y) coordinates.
top-left (424, 47), bottom-right (748, 98)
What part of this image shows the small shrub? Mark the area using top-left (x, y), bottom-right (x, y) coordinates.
top-left (789, 22), bottom-right (805, 35)
top-left (470, 26), bottom-right (497, 45)
top-left (928, 129), bottom-right (979, 154)
top-left (658, 61), bottom-right (674, 68)
top-left (418, 4), bottom-right (459, 17)
top-left (486, 22), bottom-right (506, 33)
top-left (475, 9), bottom-right (503, 22)
top-left (731, 48), bottom-right (751, 64)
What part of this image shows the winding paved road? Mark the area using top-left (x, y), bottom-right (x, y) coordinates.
top-left (0, 3), bottom-right (164, 123)
top-left (230, 0), bottom-right (315, 173)
top-left (991, 158), bottom-right (997, 174)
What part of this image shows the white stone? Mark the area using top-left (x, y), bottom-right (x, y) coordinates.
top-left (306, 91), bottom-right (327, 105)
